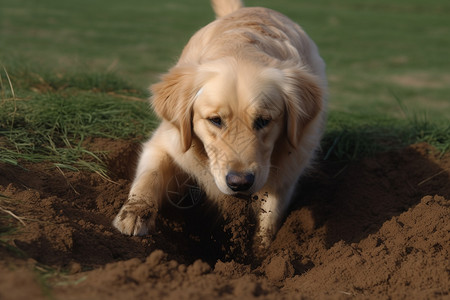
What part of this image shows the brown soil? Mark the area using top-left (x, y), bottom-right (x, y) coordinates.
top-left (0, 139), bottom-right (449, 300)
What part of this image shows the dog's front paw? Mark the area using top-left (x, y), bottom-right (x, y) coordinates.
top-left (113, 199), bottom-right (157, 236)
top-left (256, 227), bottom-right (274, 249)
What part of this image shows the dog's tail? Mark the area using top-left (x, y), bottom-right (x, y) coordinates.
top-left (211, 0), bottom-right (243, 18)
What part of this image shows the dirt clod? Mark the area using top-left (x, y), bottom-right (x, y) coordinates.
top-left (265, 255), bottom-right (295, 282)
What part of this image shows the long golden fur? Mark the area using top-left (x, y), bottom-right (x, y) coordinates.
top-left (113, 0), bottom-right (327, 247)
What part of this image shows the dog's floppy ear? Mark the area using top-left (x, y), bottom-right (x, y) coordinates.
top-left (151, 65), bottom-right (198, 152)
top-left (281, 67), bottom-right (323, 148)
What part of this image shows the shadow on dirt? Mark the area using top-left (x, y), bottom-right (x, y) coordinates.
top-left (296, 144), bottom-right (449, 248)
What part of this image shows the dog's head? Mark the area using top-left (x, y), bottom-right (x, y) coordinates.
top-left (151, 58), bottom-right (322, 195)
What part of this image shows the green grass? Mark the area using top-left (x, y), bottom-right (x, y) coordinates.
top-left (0, 66), bottom-right (158, 174)
top-left (1, 0), bottom-right (449, 117)
top-left (323, 113), bottom-right (450, 161)
top-left (0, 0), bottom-right (449, 171)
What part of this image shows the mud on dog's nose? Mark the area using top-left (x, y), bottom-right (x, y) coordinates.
top-left (226, 171), bottom-right (255, 192)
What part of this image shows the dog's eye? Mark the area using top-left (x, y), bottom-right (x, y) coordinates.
top-left (208, 116), bottom-right (223, 128)
top-left (254, 116), bottom-right (271, 130)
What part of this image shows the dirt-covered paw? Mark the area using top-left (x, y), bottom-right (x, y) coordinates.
top-left (112, 201), bottom-right (157, 236)
top-left (255, 227), bottom-right (274, 249)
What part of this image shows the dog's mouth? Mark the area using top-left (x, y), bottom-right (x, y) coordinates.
top-left (233, 192), bottom-right (253, 200)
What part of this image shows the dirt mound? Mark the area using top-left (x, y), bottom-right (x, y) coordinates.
top-left (0, 140), bottom-right (449, 299)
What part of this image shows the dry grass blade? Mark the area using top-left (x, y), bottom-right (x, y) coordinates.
top-left (2, 66), bottom-right (18, 133)
top-left (0, 70), bottom-right (4, 101)
top-left (0, 205), bottom-right (27, 226)
top-left (55, 165), bottom-right (80, 195)
top-left (3, 66), bottom-right (16, 99)
top-left (107, 92), bottom-right (146, 102)
top-left (338, 291), bottom-right (353, 296)
top-left (417, 168), bottom-right (449, 186)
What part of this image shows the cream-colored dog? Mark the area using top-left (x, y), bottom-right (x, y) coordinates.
top-left (113, 0), bottom-right (327, 247)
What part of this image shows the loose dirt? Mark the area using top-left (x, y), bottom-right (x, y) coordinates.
top-left (0, 140), bottom-right (449, 299)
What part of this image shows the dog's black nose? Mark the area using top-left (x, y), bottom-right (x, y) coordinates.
top-left (226, 171), bottom-right (255, 192)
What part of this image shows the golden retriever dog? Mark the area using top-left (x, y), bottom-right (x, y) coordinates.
top-left (113, 0), bottom-right (327, 247)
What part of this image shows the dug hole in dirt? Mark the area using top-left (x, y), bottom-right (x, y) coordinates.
top-left (0, 139), bottom-right (449, 299)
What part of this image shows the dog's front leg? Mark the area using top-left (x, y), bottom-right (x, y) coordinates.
top-left (253, 185), bottom-right (295, 248)
top-left (113, 140), bottom-right (172, 236)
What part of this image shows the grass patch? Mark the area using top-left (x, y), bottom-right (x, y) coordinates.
top-left (323, 89), bottom-right (449, 161)
top-left (323, 112), bottom-right (449, 161)
top-left (0, 66), bottom-right (158, 174)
